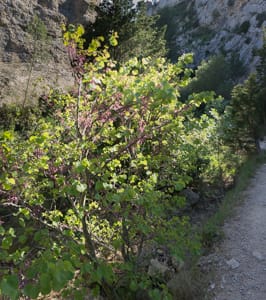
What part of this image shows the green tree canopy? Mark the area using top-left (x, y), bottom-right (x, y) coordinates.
top-left (181, 54), bottom-right (245, 101)
top-left (256, 30), bottom-right (266, 126)
top-left (85, 0), bottom-right (167, 62)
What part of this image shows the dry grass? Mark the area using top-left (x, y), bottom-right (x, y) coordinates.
top-left (167, 268), bottom-right (205, 300)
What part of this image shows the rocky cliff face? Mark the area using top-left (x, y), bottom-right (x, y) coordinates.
top-left (0, 0), bottom-right (97, 104)
top-left (1, 0), bottom-right (265, 104)
top-left (151, 0), bottom-right (266, 71)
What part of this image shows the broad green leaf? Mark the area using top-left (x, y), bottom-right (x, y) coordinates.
top-left (19, 208), bottom-right (30, 220)
top-left (2, 131), bottom-right (14, 141)
top-left (2, 182), bottom-right (12, 191)
top-left (8, 227), bottom-right (16, 237)
top-left (19, 217), bottom-right (26, 227)
top-left (76, 183), bottom-right (87, 193)
top-left (39, 273), bottom-right (52, 295)
top-left (80, 262), bottom-right (93, 274)
top-left (0, 226), bottom-right (5, 236)
top-left (148, 288), bottom-right (161, 300)
top-left (174, 181), bottom-right (185, 191)
top-left (52, 269), bottom-right (68, 291)
top-left (2, 236), bottom-right (13, 249)
top-left (92, 285), bottom-right (100, 297)
top-left (7, 178), bottom-right (15, 185)
top-left (129, 280), bottom-right (138, 292)
top-left (23, 284), bottom-right (39, 299)
top-left (18, 235), bottom-right (27, 244)
top-left (0, 275), bottom-right (19, 300)
top-left (73, 290), bottom-right (85, 300)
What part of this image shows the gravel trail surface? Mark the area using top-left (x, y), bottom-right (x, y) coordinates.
top-left (210, 163), bottom-right (266, 300)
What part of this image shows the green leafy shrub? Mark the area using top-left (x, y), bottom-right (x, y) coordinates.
top-left (181, 54), bottom-right (245, 101)
top-left (157, 1), bottom-right (199, 61)
top-left (0, 25), bottom-right (246, 300)
top-left (0, 104), bottom-right (39, 132)
top-left (219, 31), bottom-right (266, 153)
top-left (221, 75), bottom-right (260, 152)
top-left (85, 0), bottom-right (167, 62)
top-left (0, 25), bottom-right (208, 300)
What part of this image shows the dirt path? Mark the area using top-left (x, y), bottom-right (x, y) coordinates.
top-left (209, 163), bottom-right (266, 300)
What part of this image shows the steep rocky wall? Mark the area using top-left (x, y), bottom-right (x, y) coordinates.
top-left (151, 0), bottom-right (266, 71)
top-left (1, 0), bottom-right (265, 104)
top-left (194, 0), bottom-right (265, 67)
top-left (0, 0), bottom-right (97, 105)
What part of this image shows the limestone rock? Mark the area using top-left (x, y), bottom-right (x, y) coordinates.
top-left (180, 188), bottom-right (200, 208)
top-left (150, 0), bottom-right (266, 72)
top-left (148, 258), bottom-right (170, 276)
top-left (171, 257), bottom-right (184, 272)
top-left (226, 258), bottom-right (240, 269)
top-left (258, 137), bottom-right (266, 151)
top-left (2, 0), bottom-right (266, 104)
top-left (252, 250), bottom-right (264, 261)
top-left (0, 0), bottom-right (98, 104)
top-left (198, 253), bottom-right (222, 273)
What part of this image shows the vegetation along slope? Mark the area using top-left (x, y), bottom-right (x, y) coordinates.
top-left (0, 0), bottom-right (266, 299)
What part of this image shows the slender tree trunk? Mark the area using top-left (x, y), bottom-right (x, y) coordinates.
top-left (82, 214), bottom-right (97, 260)
top-left (22, 61), bottom-right (34, 108)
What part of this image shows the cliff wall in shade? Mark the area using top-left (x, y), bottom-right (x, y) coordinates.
top-left (1, 0), bottom-right (265, 104)
top-left (150, 0), bottom-right (266, 70)
top-left (0, 0), bottom-right (97, 104)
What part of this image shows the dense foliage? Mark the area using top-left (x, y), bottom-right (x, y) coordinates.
top-left (222, 30), bottom-right (266, 151)
top-left (0, 25), bottom-right (263, 300)
top-left (156, 1), bottom-right (198, 61)
top-left (181, 54), bottom-right (245, 101)
top-left (85, 0), bottom-right (167, 62)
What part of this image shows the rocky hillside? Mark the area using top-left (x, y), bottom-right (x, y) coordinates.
top-left (1, 0), bottom-right (265, 104)
top-left (0, 0), bottom-right (97, 104)
top-left (151, 0), bottom-right (266, 70)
